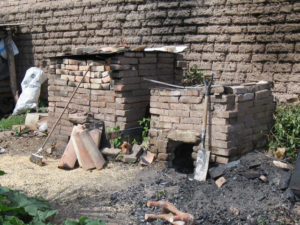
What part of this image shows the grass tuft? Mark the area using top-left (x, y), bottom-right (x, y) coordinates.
top-left (0, 114), bottom-right (26, 131)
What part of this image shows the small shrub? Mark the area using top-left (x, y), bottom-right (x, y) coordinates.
top-left (108, 126), bottom-right (122, 148)
top-left (0, 114), bottom-right (26, 131)
top-left (268, 103), bottom-right (300, 161)
top-left (182, 65), bottom-right (204, 86)
top-left (138, 117), bottom-right (151, 143)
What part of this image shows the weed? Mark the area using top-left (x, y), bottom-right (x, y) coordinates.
top-left (108, 126), bottom-right (122, 148)
top-left (156, 190), bottom-right (168, 199)
top-left (268, 103), bottom-right (300, 161)
top-left (138, 117), bottom-right (151, 143)
top-left (182, 64), bottom-right (204, 86)
top-left (131, 139), bottom-right (138, 145)
top-left (0, 114), bottom-right (26, 131)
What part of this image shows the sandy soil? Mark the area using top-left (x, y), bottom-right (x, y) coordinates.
top-left (0, 131), bottom-right (299, 225)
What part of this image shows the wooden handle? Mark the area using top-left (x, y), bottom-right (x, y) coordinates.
top-left (39, 65), bottom-right (92, 150)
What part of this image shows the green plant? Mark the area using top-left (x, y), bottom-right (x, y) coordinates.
top-left (156, 190), bottom-right (168, 200)
top-left (138, 117), bottom-right (151, 142)
top-left (268, 103), bottom-right (300, 161)
top-left (108, 126), bottom-right (122, 148)
top-left (182, 64), bottom-right (204, 86)
top-left (131, 139), bottom-right (138, 145)
top-left (0, 114), bottom-right (26, 131)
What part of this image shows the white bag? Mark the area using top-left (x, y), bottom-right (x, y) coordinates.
top-left (13, 67), bottom-right (47, 115)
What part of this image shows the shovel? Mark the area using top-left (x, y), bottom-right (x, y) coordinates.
top-left (194, 74), bottom-right (214, 181)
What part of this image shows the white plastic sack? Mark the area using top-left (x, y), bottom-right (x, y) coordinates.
top-left (0, 39), bottom-right (19, 59)
top-left (13, 67), bottom-right (47, 115)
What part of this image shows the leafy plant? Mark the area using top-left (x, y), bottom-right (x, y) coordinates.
top-left (138, 117), bottom-right (151, 143)
top-left (182, 64), bottom-right (204, 86)
top-left (0, 114), bottom-right (26, 131)
top-left (268, 103), bottom-right (300, 161)
top-left (131, 139), bottom-right (138, 145)
top-left (0, 185), bottom-right (57, 224)
top-left (108, 126), bottom-right (122, 148)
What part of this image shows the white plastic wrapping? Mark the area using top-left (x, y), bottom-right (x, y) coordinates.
top-left (13, 67), bottom-right (47, 115)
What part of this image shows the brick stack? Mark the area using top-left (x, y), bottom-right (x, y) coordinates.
top-left (148, 81), bottom-right (275, 164)
top-left (48, 51), bottom-right (182, 152)
top-left (0, 0), bottom-right (299, 101)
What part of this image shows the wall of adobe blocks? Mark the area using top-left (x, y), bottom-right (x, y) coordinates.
top-left (48, 51), bottom-right (180, 146)
top-left (148, 82), bottom-right (275, 164)
top-left (0, 0), bottom-right (299, 101)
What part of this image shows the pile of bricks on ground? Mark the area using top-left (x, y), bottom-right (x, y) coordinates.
top-left (48, 50), bottom-right (183, 152)
top-left (148, 81), bottom-right (275, 164)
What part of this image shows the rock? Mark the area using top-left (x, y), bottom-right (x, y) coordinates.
top-left (101, 148), bottom-right (121, 160)
top-left (123, 144), bottom-right (143, 163)
top-left (274, 147), bottom-right (286, 160)
top-left (229, 207), bottom-right (239, 216)
top-left (273, 160), bottom-right (292, 170)
top-left (215, 176), bottom-right (227, 188)
top-left (209, 160), bottom-right (240, 179)
top-left (279, 171), bottom-right (291, 190)
top-left (241, 169), bottom-right (261, 179)
top-left (259, 175), bottom-right (268, 183)
top-left (248, 162), bottom-right (261, 169)
top-left (167, 130), bottom-right (200, 143)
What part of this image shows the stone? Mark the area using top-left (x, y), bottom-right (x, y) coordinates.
top-left (259, 175), bottom-right (268, 183)
top-left (102, 148), bottom-right (121, 160)
top-left (167, 130), bottom-right (201, 143)
top-left (215, 176), bottom-right (227, 188)
top-left (209, 160), bottom-right (240, 179)
top-left (289, 153), bottom-right (300, 197)
top-left (274, 147), bottom-right (286, 160)
top-left (123, 144), bottom-right (144, 163)
top-left (279, 171), bottom-right (292, 190)
top-left (229, 207), bottom-right (239, 216)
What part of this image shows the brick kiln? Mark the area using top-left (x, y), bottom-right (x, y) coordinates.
top-left (148, 82), bottom-right (275, 168)
top-left (47, 50), bottom-right (183, 148)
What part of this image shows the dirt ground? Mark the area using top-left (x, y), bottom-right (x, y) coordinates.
top-left (0, 131), bottom-right (299, 225)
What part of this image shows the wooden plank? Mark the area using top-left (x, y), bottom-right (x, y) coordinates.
top-left (4, 28), bottom-right (18, 103)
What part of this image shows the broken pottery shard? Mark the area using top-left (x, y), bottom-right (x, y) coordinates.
top-left (79, 130), bottom-right (105, 170)
top-left (273, 160), bottom-right (292, 170)
top-left (209, 160), bottom-right (240, 179)
top-left (279, 171), bottom-right (292, 190)
top-left (140, 151), bottom-right (155, 166)
top-left (215, 176), bottom-right (227, 188)
top-left (123, 144), bottom-right (143, 163)
top-left (102, 148), bottom-right (121, 160)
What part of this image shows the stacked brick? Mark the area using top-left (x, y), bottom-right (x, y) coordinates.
top-left (0, 0), bottom-right (299, 101)
top-left (148, 82), bottom-right (275, 164)
top-left (48, 51), bottom-right (181, 150)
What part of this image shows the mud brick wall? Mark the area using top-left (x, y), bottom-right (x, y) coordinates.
top-left (0, 0), bottom-right (299, 101)
top-left (48, 51), bottom-right (181, 147)
top-left (149, 82), bottom-right (275, 164)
